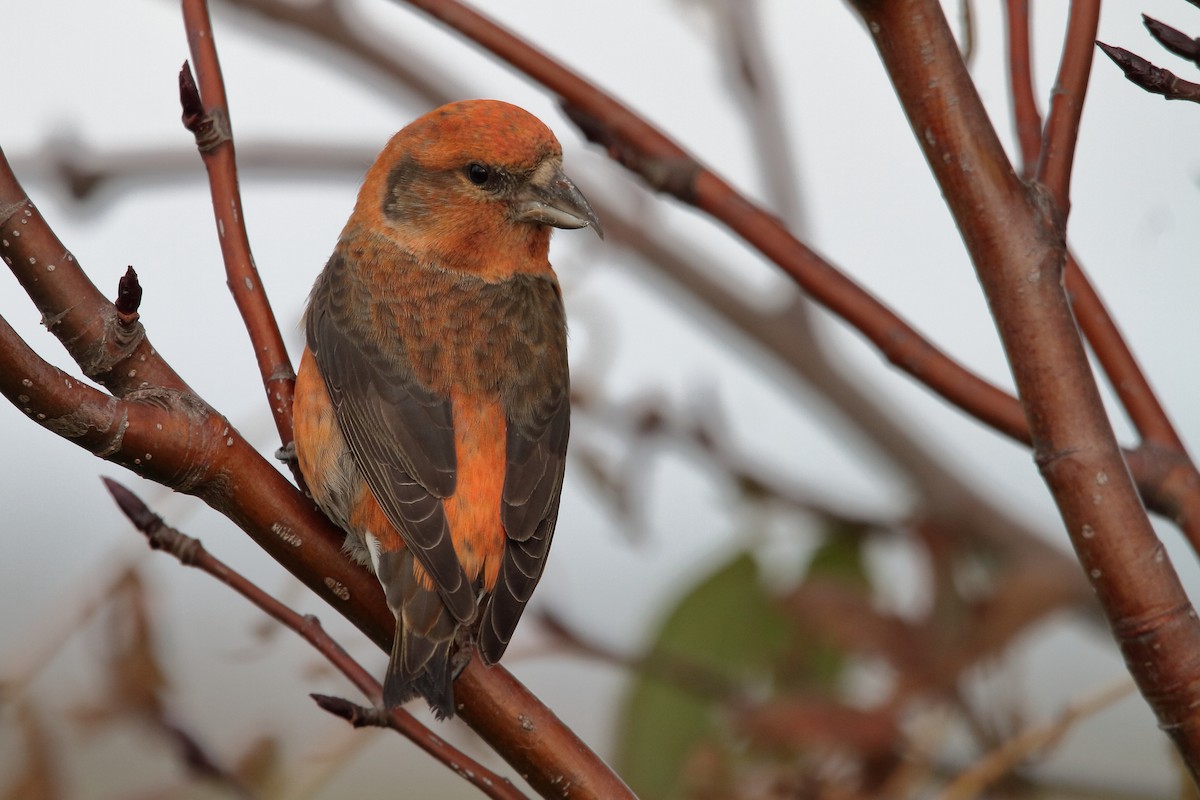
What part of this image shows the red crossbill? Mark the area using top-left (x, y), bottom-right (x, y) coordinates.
top-left (293, 100), bottom-right (600, 718)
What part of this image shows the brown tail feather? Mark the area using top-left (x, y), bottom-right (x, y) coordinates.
top-left (378, 550), bottom-right (462, 718)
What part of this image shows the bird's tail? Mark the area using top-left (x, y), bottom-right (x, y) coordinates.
top-left (377, 551), bottom-right (459, 718)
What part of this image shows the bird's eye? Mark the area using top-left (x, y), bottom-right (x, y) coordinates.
top-left (466, 163), bottom-right (491, 186)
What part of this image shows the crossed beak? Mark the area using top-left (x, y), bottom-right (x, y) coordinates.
top-left (515, 160), bottom-right (604, 239)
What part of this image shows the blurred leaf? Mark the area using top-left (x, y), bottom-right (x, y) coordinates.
top-left (782, 526), bottom-right (871, 691)
top-left (804, 523), bottom-right (869, 587)
top-left (616, 550), bottom-right (792, 800)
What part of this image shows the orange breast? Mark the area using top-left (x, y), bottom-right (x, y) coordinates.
top-left (443, 390), bottom-right (508, 593)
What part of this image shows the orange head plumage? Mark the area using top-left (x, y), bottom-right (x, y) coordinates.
top-left (348, 99), bottom-right (602, 279)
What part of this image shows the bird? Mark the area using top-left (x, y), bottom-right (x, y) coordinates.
top-left (292, 99), bottom-right (601, 718)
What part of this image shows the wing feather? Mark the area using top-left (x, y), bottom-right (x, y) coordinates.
top-left (480, 384), bottom-right (569, 663)
top-left (307, 251), bottom-right (475, 622)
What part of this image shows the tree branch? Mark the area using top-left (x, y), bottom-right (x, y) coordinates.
top-left (1035, 0), bottom-right (1100, 218)
top-left (1002, 2), bottom-right (1200, 547)
top-left (1004, 0), bottom-right (1043, 175)
top-left (848, 0), bottom-right (1200, 779)
top-left (179, 0), bottom-right (300, 470)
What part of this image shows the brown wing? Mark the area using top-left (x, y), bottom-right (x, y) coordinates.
top-left (306, 251), bottom-right (475, 623)
top-left (477, 383), bottom-right (570, 663)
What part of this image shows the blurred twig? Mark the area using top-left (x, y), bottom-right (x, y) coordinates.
top-left (938, 679), bottom-right (1135, 800)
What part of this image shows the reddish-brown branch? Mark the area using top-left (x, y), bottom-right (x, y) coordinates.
top-left (0, 149), bottom-right (191, 398)
top-left (1009, 0), bottom-right (1198, 544)
top-left (179, 1), bottom-right (299, 466)
top-left (102, 479), bottom-right (526, 800)
top-left (1004, 0), bottom-right (1043, 175)
top-left (848, 0), bottom-right (1200, 779)
top-left (1063, 255), bottom-right (1200, 548)
top-left (1035, 0), bottom-right (1100, 218)
top-left (1001, 3), bottom-right (1198, 542)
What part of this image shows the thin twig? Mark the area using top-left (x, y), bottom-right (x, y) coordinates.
top-left (937, 679), bottom-right (1135, 800)
top-left (716, 0), bottom-right (808, 232)
top-left (1035, 0), bottom-right (1100, 218)
top-left (1004, 0), bottom-right (1043, 175)
top-left (101, 478), bottom-right (527, 800)
top-left (179, 0), bottom-right (301, 479)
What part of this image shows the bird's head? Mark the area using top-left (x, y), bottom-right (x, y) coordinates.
top-left (354, 99), bottom-right (602, 280)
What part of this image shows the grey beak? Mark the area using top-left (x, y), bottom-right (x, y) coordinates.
top-left (515, 161), bottom-right (604, 239)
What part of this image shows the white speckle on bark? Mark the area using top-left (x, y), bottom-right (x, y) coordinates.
top-left (272, 523), bottom-right (302, 547)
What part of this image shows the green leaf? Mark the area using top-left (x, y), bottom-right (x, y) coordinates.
top-left (615, 550), bottom-right (792, 800)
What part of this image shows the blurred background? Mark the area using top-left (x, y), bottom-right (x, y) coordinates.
top-left (2, 1), bottom-right (1200, 797)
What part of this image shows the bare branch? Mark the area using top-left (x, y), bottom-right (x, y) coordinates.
top-left (847, 0), bottom-right (1200, 780)
top-left (1035, 0), bottom-right (1100, 217)
top-left (1004, 0), bottom-right (1044, 175)
top-left (179, 1), bottom-right (300, 470)
top-left (1002, 6), bottom-right (1200, 546)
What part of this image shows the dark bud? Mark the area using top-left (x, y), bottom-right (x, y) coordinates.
top-left (1143, 15), bottom-right (1200, 64)
top-left (116, 266), bottom-right (142, 324)
top-left (178, 61), bottom-right (228, 152)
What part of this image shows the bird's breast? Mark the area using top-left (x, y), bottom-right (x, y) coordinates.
top-left (376, 267), bottom-right (569, 405)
